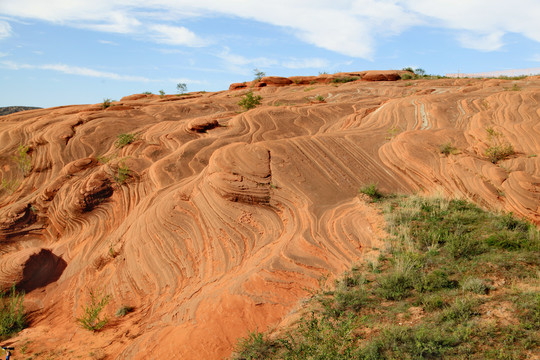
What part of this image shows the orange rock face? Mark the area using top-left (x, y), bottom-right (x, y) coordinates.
top-left (1, 74), bottom-right (539, 359)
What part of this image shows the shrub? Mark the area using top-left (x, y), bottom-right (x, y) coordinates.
top-left (142, 91), bottom-right (153, 95)
top-left (485, 143), bottom-right (515, 163)
top-left (377, 271), bottom-right (414, 300)
top-left (0, 285), bottom-right (26, 337)
top-left (238, 91), bottom-right (262, 110)
top-left (1, 178), bottom-right (19, 194)
top-left (485, 232), bottom-right (526, 250)
top-left (115, 305), bottom-right (134, 317)
top-left (414, 269), bottom-right (457, 293)
top-left (445, 233), bottom-right (485, 259)
top-left (114, 133), bottom-right (136, 149)
top-left (461, 277), bottom-right (490, 294)
top-left (419, 294), bottom-right (447, 312)
top-left (440, 142), bottom-right (457, 156)
top-left (315, 95), bottom-right (325, 102)
top-left (102, 98), bottom-right (113, 109)
top-left (159, 90), bottom-right (165, 98)
top-left (14, 145), bottom-right (32, 176)
top-left (77, 289), bottom-right (110, 331)
top-left (439, 297), bottom-right (479, 323)
top-left (114, 162), bottom-right (130, 185)
top-left (401, 73), bottom-right (414, 80)
top-left (359, 183), bottom-right (384, 202)
top-left (331, 76), bottom-right (359, 84)
top-left (233, 331), bottom-right (278, 360)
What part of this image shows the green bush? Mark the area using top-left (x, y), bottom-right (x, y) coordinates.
top-left (440, 142), bottom-right (457, 156)
top-left (77, 289), bottom-right (110, 331)
top-left (359, 183), bottom-right (384, 202)
top-left (114, 162), bottom-right (130, 185)
top-left (485, 143), bottom-right (515, 163)
top-left (439, 297), bottom-right (479, 323)
top-left (485, 232), bottom-right (526, 250)
top-left (14, 145), bottom-right (32, 177)
top-left (377, 271), bottom-right (414, 300)
top-left (414, 269), bottom-right (457, 293)
top-left (238, 91), bottom-right (262, 110)
top-left (401, 73), bottom-right (414, 80)
top-left (115, 305), bottom-right (134, 317)
top-left (233, 331), bottom-right (278, 360)
top-left (461, 277), bottom-right (490, 294)
top-left (419, 294), bottom-right (447, 312)
top-left (331, 76), bottom-right (359, 83)
top-left (102, 98), bottom-right (113, 109)
top-left (0, 285), bottom-right (26, 337)
top-left (114, 133), bottom-right (136, 149)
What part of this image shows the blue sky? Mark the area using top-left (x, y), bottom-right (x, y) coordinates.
top-left (1, 0), bottom-right (540, 108)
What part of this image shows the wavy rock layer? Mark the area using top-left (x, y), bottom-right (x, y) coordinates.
top-left (1, 76), bottom-right (539, 359)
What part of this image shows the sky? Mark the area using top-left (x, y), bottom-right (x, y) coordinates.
top-left (1, 0), bottom-right (540, 108)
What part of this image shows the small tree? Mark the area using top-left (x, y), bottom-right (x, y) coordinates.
top-left (176, 83), bottom-right (187, 94)
top-left (253, 68), bottom-right (265, 81)
top-left (415, 68), bottom-right (426, 76)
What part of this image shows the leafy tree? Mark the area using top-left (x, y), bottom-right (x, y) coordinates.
top-left (253, 68), bottom-right (265, 81)
top-left (176, 83), bottom-right (187, 94)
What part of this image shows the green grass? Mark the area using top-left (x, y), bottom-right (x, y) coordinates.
top-left (0, 285), bottom-right (26, 338)
top-left (232, 195), bottom-right (540, 360)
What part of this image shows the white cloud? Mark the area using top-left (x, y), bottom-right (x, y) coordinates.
top-left (1, 60), bottom-right (153, 82)
top-left (282, 58), bottom-right (330, 69)
top-left (217, 47), bottom-right (277, 73)
top-left (99, 40), bottom-right (118, 46)
top-left (149, 24), bottom-right (207, 47)
top-left (1, 60), bottom-right (205, 84)
top-left (458, 32), bottom-right (504, 52)
top-left (2, 1), bottom-right (540, 56)
top-left (0, 21), bottom-right (12, 40)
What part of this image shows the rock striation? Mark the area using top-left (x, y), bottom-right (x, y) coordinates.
top-left (0, 73), bottom-right (539, 359)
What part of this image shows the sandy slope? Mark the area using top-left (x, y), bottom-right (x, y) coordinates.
top-left (0, 73), bottom-right (539, 359)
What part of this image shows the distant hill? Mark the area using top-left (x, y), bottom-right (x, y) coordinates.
top-left (0, 106), bottom-right (42, 116)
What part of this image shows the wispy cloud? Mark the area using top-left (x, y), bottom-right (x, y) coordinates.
top-left (216, 47), bottom-right (277, 73)
top-left (148, 24), bottom-right (208, 47)
top-left (99, 40), bottom-right (119, 46)
top-left (1, 60), bottom-right (154, 82)
top-left (282, 58), bottom-right (330, 69)
top-left (2, 1), bottom-right (540, 56)
top-left (457, 32), bottom-right (505, 52)
top-left (0, 20), bottom-right (12, 40)
top-left (1, 60), bottom-right (205, 84)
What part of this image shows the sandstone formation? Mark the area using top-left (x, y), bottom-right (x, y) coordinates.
top-left (0, 73), bottom-right (539, 359)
